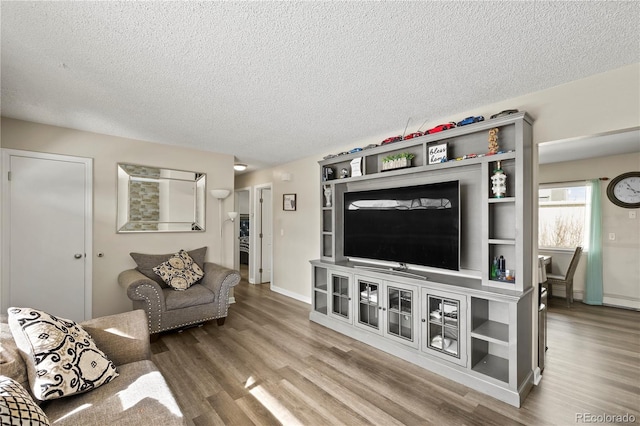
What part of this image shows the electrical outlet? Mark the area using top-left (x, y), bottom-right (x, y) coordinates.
top-left (609, 233), bottom-right (616, 241)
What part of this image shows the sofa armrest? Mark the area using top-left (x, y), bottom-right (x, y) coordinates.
top-left (201, 262), bottom-right (241, 300)
top-left (81, 310), bottom-right (151, 366)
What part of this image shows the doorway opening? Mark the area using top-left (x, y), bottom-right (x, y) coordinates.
top-left (234, 187), bottom-right (250, 282)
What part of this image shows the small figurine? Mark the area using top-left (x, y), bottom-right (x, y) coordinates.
top-left (324, 185), bottom-right (332, 207)
top-left (339, 168), bottom-right (349, 179)
top-left (322, 166), bottom-right (334, 182)
top-left (491, 161), bottom-right (507, 198)
top-left (488, 128), bottom-right (499, 154)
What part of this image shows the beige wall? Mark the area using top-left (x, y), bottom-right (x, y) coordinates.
top-left (539, 152), bottom-right (640, 309)
top-left (1, 117), bottom-right (236, 317)
top-left (237, 63), bottom-right (640, 305)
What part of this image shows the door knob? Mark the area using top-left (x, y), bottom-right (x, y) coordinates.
top-left (74, 254), bottom-right (83, 259)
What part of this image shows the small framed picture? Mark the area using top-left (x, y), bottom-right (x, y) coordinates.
top-left (428, 142), bottom-right (448, 164)
top-left (283, 194), bottom-right (297, 211)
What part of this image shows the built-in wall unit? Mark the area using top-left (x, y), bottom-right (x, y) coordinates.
top-left (310, 112), bottom-right (535, 407)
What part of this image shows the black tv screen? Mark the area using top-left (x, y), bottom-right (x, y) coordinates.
top-left (343, 181), bottom-right (460, 270)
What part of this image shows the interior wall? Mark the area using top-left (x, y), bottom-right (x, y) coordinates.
top-left (539, 152), bottom-right (640, 309)
top-left (1, 117), bottom-right (236, 317)
top-left (236, 63), bottom-right (640, 302)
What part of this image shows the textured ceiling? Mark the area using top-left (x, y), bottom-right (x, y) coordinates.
top-left (2, 1), bottom-right (639, 171)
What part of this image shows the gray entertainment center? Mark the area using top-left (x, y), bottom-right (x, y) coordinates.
top-left (310, 112), bottom-right (536, 407)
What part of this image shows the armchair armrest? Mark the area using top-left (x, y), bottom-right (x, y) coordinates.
top-left (81, 310), bottom-right (151, 366)
top-left (118, 269), bottom-right (167, 333)
top-left (200, 262), bottom-right (241, 300)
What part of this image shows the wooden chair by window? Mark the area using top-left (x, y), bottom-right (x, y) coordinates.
top-left (547, 246), bottom-right (583, 307)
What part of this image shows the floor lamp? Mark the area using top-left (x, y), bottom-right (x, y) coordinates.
top-left (210, 189), bottom-right (238, 265)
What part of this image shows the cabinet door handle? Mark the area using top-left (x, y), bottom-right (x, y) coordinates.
top-left (74, 253), bottom-right (83, 259)
top-left (382, 307), bottom-right (386, 311)
top-left (421, 319), bottom-right (426, 322)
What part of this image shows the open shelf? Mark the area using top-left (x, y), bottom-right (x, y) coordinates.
top-left (471, 320), bottom-right (509, 345)
top-left (472, 353), bottom-right (509, 383)
top-left (488, 197), bottom-right (515, 204)
top-left (488, 239), bottom-right (516, 245)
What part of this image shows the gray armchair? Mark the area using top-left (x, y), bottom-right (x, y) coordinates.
top-left (118, 248), bottom-right (241, 334)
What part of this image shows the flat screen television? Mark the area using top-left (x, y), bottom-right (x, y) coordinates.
top-left (343, 181), bottom-right (460, 271)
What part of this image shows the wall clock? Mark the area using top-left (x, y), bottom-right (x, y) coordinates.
top-left (606, 171), bottom-right (640, 208)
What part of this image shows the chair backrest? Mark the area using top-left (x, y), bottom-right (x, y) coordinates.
top-left (564, 246), bottom-right (583, 280)
top-left (537, 256), bottom-right (547, 283)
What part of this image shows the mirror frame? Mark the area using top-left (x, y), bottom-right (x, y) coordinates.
top-left (117, 163), bottom-right (206, 233)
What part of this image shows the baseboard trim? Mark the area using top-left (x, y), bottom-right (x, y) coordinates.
top-left (533, 367), bottom-right (543, 385)
top-left (603, 296), bottom-right (640, 311)
top-left (553, 288), bottom-right (640, 311)
top-left (270, 284), bottom-right (311, 304)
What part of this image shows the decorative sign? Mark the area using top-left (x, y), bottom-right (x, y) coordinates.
top-left (350, 157), bottom-right (362, 177)
top-left (283, 194), bottom-right (297, 211)
top-left (428, 143), bottom-right (448, 164)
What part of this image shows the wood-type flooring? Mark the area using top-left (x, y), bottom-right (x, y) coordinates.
top-left (150, 279), bottom-right (640, 425)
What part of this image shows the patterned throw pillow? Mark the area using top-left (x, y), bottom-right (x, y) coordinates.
top-left (0, 376), bottom-right (50, 426)
top-left (7, 308), bottom-right (118, 401)
top-left (152, 249), bottom-right (205, 291)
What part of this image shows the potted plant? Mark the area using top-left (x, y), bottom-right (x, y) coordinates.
top-left (382, 152), bottom-right (415, 171)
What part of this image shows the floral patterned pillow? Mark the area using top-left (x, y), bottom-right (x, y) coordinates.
top-left (7, 307), bottom-right (118, 401)
top-left (152, 249), bottom-right (204, 291)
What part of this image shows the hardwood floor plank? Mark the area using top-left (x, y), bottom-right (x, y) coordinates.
top-left (206, 390), bottom-right (258, 426)
top-left (277, 366), bottom-right (371, 426)
top-left (295, 365), bottom-right (407, 426)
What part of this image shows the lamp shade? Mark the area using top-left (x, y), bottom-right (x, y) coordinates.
top-left (210, 189), bottom-right (231, 199)
top-left (228, 212), bottom-right (238, 221)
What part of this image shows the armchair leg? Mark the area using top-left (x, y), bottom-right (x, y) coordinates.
top-left (217, 317), bottom-right (226, 326)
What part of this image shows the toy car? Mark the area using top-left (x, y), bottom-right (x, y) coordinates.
top-left (349, 147), bottom-right (363, 153)
top-left (490, 109), bottom-right (518, 119)
top-left (457, 116), bottom-right (484, 126)
top-left (403, 132), bottom-right (424, 140)
top-left (363, 143), bottom-right (379, 150)
top-left (426, 122), bottom-right (456, 134)
top-left (381, 136), bottom-right (403, 145)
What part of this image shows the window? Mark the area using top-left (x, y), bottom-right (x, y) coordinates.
top-left (538, 183), bottom-right (590, 249)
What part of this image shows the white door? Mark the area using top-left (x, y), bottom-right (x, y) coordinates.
top-left (2, 150), bottom-right (92, 322)
top-left (260, 188), bottom-right (272, 283)
top-left (252, 185), bottom-right (272, 284)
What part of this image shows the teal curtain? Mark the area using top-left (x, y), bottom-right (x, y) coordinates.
top-left (584, 179), bottom-right (603, 305)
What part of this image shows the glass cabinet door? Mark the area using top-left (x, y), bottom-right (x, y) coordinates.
top-left (355, 277), bottom-right (382, 334)
top-left (427, 296), bottom-right (459, 356)
top-left (384, 283), bottom-right (418, 348)
top-left (422, 290), bottom-right (467, 366)
top-left (330, 273), bottom-right (351, 322)
top-left (313, 266), bottom-right (328, 315)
